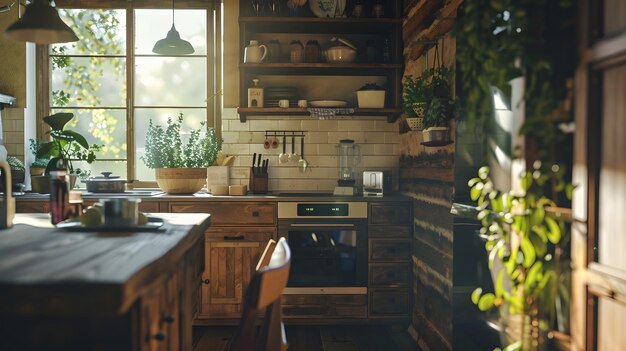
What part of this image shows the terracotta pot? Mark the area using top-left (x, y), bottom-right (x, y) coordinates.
top-left (155, 168), bottom-right (207, 194)
top-left (31, 175), bottom-right (50, 194)
top-left (30, 167), bottom-right (46, 176)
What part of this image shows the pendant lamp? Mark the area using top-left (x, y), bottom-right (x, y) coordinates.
top-left (152, 0), bottom-right (194, 55)
top-left (4, 0), bottom-right (78, 44)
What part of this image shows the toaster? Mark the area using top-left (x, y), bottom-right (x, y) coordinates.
top-left (363, 171), bottom-right (391, 197)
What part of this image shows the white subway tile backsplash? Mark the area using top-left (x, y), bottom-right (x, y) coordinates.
top-left (228, 120), bottom-right (249, 131)
top-left (221, 113), bottom-right (401, 191)
top-left (249, 120), bottom-right (279, 130)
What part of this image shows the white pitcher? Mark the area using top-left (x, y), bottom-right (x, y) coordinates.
top-left (244, 40), bottom-right (267, 63)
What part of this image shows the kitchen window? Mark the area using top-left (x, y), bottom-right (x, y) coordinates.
top-left (37, 1), bottom-right (221, 184)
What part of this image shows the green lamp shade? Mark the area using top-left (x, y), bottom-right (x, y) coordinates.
top-left (152, 25), bottom-right (194, 55)
top-left (4, 0), bottom-right (78, 44)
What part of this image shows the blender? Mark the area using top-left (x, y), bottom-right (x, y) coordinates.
top-left (334, 139), bottom-right (361, 196)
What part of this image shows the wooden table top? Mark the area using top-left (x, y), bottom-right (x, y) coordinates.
top-left (0, 213), bottom-right (210, 316)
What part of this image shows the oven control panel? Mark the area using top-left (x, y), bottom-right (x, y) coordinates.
top-left (278, 202), bottom-right (367, 219)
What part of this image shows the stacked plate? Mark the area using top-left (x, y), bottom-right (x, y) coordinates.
top-left (265, 87), bottom-right (299, 107)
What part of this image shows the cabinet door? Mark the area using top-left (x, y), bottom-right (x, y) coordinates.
top-left (200, 227), bottom-right (274, 318)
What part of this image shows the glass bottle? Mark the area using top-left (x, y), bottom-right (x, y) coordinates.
top-left (289, 40), bottom-right (304, 63)
top-left (49, 161), bottom-right (70, 225)
top-left (382, 38), bottom-right (391, 63)
top-left (267, 39), bottom-right (281, 63)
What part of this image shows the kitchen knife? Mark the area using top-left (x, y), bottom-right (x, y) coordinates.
top-left (252, 153), bottom-right (257, 174)
top-left (257, 153), bottom-right (263, 174)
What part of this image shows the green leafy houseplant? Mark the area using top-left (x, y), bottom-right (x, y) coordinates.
top-left (468, 163), bottom-right (572, 350)
top-left (403, 67), bottom-right (458, 130)
top-left (36, 112), bottom-right (101, 174)
top-left (142, 113), bottom-right (221, 169)
top-left (29, 139), bottom-right (51, 170)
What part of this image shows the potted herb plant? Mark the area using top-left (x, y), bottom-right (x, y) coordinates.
top-left (142, 113), bottom-right (221, 194)
top-left (0, 156), bottom-right (25, 193)
top-left (402, 70), bottom-right (431, 131)
top-left (468, 163), bottom-right (572, 350)
top-left (29, 139), bottom-right (50, 176)
top-left (35, 112), bottom-right (101, 190)
top-left (422, 67), bottom-right (457, 143)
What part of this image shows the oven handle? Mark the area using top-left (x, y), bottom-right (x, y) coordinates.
top-left (289, 223), bottom-right (355, 227)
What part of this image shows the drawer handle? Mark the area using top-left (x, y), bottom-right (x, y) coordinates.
top-left (164, 315), bottom-right (175, 324)
top-left (203, 279), bottom-right (210, 285)
top-left (224, 235), bottom-right (245, 241)
top-left (154, 331), bottom-right (167, 341)
top-left (252, 211), bottom-right (260, 217)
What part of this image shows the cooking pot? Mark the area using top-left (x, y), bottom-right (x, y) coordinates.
top-left (83, 172), bottom-right (133, 193)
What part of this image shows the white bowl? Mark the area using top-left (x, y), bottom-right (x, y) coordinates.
top-left (324, 46), bottom-right (357, 63)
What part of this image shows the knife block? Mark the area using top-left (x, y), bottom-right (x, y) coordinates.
top-left (248, 167), bottom-right (268, 194)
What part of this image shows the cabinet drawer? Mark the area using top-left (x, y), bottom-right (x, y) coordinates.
top-left (369, 239), bottom-right (411, 261)
top-left (369, 289), bottom-right (410, 316)
top-left (170, 203), bottom-right (276, 226)
top-left (369, 225), bottom-right (411, 238)
top-left (369, 263), bottom-right (411, 287)
top-left (16, 202), bottom-right (49, 213)
top-left (205, 227), bottom-right (275, 242)
top-left (138, 201), bottom-right (160, 213)
top-left (369, 202), bottom-right (412, 225)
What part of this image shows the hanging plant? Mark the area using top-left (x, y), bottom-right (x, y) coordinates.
top-left (454, 0), bottom-right (576, 162)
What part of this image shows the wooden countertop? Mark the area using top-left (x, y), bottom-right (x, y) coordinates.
top-left (16, 191), bottom-right (412, 202)
top-left (0, 213), bottom-right (211, 316)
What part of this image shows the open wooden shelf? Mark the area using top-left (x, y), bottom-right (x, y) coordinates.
top-left (240, 62), bottom-right (403, 75)
top-left (237, 107), bottom-right (402, 122)
top-left (239, 16), bottom-right (401, 33)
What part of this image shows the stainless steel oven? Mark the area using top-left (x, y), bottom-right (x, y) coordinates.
top-left (277, 201), bottom-right (368, 295)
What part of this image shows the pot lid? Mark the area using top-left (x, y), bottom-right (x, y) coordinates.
top-left (84, 172), bottom-right (128, 182)
top-left (330, 37), bottom-right (356, 51)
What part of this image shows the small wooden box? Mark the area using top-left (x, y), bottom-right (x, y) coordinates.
top-left (248, 167), bottom-right (268, 194)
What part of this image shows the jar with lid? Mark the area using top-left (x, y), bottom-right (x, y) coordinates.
top-left (289, 40), bottom-right (304, 63)
top-left (304, 40), bottom-right (321, 63)
top-left (267, 39), bottom-right (281, 62)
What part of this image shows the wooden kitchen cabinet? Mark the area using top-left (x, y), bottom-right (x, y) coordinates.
top-left (368, 201), bottom-right (412, 320)
top-left (200, 227), bottom-right (275, 318)
top-left (171, 202), bottom-right (278, 320)
top-left (237, 1), bottom-right (404, 122)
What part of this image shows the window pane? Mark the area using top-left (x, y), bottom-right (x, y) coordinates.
top-left (135, 9), bottom-right (207, 55)
top-left (134, 108), bottom-right (208, 181)
top-left (51, 57), bottom-right (126, 107)
top-left (134, 57), bottom-right (207, 106)
top-left (52, 108), bottom-right (127, 160)
top-left (55, 9), bottom-right (126, 55)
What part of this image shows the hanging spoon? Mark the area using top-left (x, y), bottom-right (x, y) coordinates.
top-left (288, 135), bottom-right (298, 163)
top-left (298, 136), bottom-right (309, 173)
top-left (279, 135), bottom-right (289, 164)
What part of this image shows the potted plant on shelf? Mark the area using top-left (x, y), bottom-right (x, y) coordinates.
top-left (422, 66), bottom-right (457, 143)
top-left (142, 113), bottom-right (221, 194)
top-left (468, 163), bottom-right (573, 350)
top-left (402, 71), bottom-right (430, 131)
top-left (29, 139), bottom-right (50, 176)
top-left (35, 112), bottom-right (101, 190)
top-left (0, 156), bottom-right (25, 193)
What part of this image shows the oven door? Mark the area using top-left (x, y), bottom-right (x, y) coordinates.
top-left (278, 219), bottom-right (367, 294)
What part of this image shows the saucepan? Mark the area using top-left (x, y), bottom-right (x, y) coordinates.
top-left (83, 172), bottom-right (135, 193)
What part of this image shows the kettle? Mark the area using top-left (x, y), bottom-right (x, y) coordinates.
top-left (243, 40), bottom-right (267, 63)
top-left (0, 160), bottom-right (15, 229)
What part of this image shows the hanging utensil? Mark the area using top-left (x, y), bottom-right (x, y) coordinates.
top-left (288, 135), bottom-right (298, 163)
top-left (279, 135), bottom-right (289, 164)
top-left (298, 136), bottom-right (309, 173)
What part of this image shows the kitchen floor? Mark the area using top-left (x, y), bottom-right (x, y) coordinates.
top-left (193, 325), bottom-right (420, 351)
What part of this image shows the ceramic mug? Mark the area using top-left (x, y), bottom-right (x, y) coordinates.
top-left (278, 99), bottom-right (290, 108)
top-left (244, 40), bottom-right (267, 63)
top-left (298, 99), bottom-right (308, 108)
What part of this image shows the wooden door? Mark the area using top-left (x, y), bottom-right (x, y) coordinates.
top-left (572, 1), bottom-right (626, 350)
top-left (200, 228), bottom-right (274, 318)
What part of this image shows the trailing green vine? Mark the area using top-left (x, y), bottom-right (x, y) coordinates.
top-left (454, 0), bottom-right (576, 162)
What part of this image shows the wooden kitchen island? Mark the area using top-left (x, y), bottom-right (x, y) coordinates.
top-left (0, 213), bottom-right (210, 351)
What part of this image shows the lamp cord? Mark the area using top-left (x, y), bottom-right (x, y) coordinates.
top-left (171, 0), bottom-right (175, 25)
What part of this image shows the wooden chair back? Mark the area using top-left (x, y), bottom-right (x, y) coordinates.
top-left (233, 238), bottom-right (291, 351)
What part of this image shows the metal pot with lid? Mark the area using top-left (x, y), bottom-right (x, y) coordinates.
top-left (83, 172), bottom-right (133, 193)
